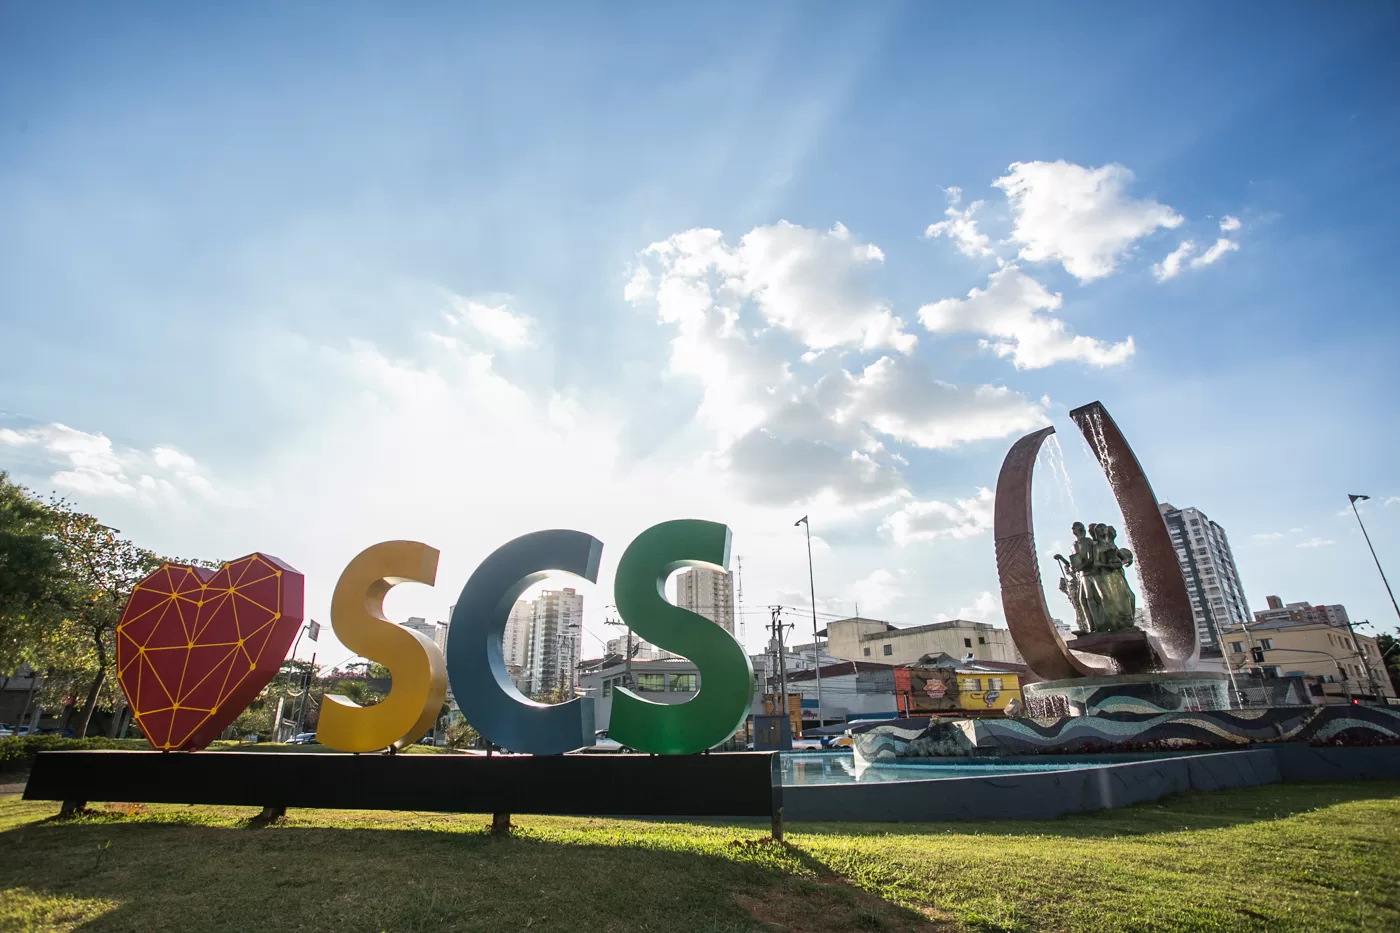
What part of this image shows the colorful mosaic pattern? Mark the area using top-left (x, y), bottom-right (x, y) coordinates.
top-left (852, 705), bottom-right (1400, 763)
top-left (116, 554), bottom-right (304, 751)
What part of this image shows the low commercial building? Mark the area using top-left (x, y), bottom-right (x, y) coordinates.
top-left (820, 617), bottom-right (1020, 666)
top-left (577, 656), bottom-right (704, 736)
top-left (1219, 617), bottom-right (1396, 704)
top-left (769, 661), bottom-right (899, 727)
top-left (895, 654), bottom-right (1028, 717)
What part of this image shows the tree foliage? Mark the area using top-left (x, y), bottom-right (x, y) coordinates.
top-left (0, 473), bottom-right (65, 674)
top-left (1376, 633), bottom-right (1400, 695)
top-left (0, 475), bottom-right (219, 736)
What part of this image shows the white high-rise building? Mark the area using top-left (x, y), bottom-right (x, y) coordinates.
top-left (605, 634), bottom-right (665, 661)
top-left (1159, 503), bottom-right (1252, 649)
top-left (502, 600), bottom-right (533, 673)
top-left (675, 567), bottom-right (735, 635)
top-left (525, 587), bottom-right (585, 698)
top-left (402, 616), bottom-right (448, 653)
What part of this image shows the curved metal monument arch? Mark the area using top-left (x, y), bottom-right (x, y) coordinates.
top-left (994, 401), bottom-right (1199, 682)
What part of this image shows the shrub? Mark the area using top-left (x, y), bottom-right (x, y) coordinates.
top-left (0, 735), bottom-right (131, 772)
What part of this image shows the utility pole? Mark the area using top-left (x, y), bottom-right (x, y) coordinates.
top-left (294, 652), bottom-right (316, 735)
top-left (1346, 617), bottom-right (1383, 701)
top-left (769, 606), bottom-right (791, 739)
top-left (1349, 495), bottom-right (1400, 626)
top-left (795, 516), bottom-right (822, 732)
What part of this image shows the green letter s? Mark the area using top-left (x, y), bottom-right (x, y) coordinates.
top-left (608, 520), bottom-right (753, 755)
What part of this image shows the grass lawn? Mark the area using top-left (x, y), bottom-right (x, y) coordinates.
top-left (2, 782), bottom-right (1399, 933)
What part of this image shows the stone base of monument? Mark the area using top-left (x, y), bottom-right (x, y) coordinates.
top-left (1062, 628), bottom-right (1161, 674)
top-left (1023, 670), bottom-right (1235, 718)
top-left (848, 703), bottom-right (1400, 765)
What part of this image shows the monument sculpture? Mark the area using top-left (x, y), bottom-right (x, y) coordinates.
top-left (988, 399), bottom-right (1251, 717)
top-left (994, 401), bottom-right (1199, 683)
top-left (1054, 522), bottom-right (1137, 634)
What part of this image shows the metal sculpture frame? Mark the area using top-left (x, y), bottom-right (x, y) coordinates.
top-left (994, 401), bottom-right (1199, 682)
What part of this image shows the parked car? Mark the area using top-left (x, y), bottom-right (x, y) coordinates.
top-left (0, 724), bottom-right (14, 738)
top-left (289, 732), bottom-right (319, 745)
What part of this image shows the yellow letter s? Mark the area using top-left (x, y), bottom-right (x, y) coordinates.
top-left (316, 541), bottom-right (447, 752)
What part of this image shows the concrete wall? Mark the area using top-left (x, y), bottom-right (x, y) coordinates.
top-left (782, 744), bottom-right (1400, 822)
top-left (783, 749), bottom-right (1280, 821)
top-left (825, 618), bottom-right (1020, 666)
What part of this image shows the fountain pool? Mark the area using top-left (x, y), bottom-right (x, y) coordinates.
top-left (779, 750), bottom-right (1194, 786)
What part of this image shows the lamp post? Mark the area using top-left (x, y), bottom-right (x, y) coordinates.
top-left (795, 516), bottom-right (822, 732)
top-left (1348, 495), bottom-right (1400, 626)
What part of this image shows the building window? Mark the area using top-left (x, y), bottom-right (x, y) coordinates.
top-left (978, 636), bottom-right (986, 645)
top-left (863, 647), bottom-right (871, 657)
top-left (882, 644), bottom-right (893, 656)
top-left (635, 673), bottom-right (665, 692)
top-left (962, 678), bottom-right (982, 691)
top-left (987, 677), bottom-right (1003, 690)
top-left (1229, 642), bottom-right (1244, 653)
top-left (603, 679), bottom-right (612, 697)
top-left (1260, 638), bottom-right (1274, 650)
top-left (1264, 666), bottom-right (1282, 678)
top-left (669, 673), bottom-right (697, 692)
top-left (964, 638), bottom-right (972, 648)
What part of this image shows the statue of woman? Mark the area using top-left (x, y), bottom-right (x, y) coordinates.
top-left (1090, 524), bottom-right (1137, 629)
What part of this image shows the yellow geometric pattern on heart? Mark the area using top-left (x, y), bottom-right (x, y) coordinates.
top-left (115, 553), bottom-right (302, 751)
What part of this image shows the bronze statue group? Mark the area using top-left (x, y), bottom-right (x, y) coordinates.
top-left (1054, 522), bottom-right (1138, 634)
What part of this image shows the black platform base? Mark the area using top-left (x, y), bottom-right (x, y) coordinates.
top-left (24, 750), bottom-right (784, 836)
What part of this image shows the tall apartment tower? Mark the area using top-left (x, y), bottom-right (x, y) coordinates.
top-left (675, 567), bottom-right (735, 635)
top-left (502, 600), bottom-right (533, 674)
top-left (524, 587), bottom-right (585, 698)
top-left (1159, 503), bottom-right (1252, 648)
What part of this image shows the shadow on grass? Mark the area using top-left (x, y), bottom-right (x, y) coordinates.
top-left (0, 806), bottom-right (947, 933)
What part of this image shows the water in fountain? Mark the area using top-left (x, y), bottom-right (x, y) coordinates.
top-left (1038, 434), bottom-right (1078, 512)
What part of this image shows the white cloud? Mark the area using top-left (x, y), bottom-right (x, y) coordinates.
top-left (994, 161), bottom-right (1183, 283)
top-left (626, 224), bottom-right (1049, 512)
top-left (446, 297), bottom-right (532, 347)
top-left (0, 424), bottom-right (212, 502)
top-left (881, 488), bottom-right (994, 546)
top-left (936, 590), bottom-right (1004, 626)
top-left (1152, 240), bottom-right (1196, 282)
top-left (918, 265), bottom-right (1134, 369)
top-left (630, 222), bottom-right (916, 359)
top-left (850, 568), bottom-right (901, 615)
top-left (1190, 237), bottom-right (1240, 269)
top-left (924, 187), bottom-right (995, 259)
top-left (837, 356), bottom-right (1050, 448)
top-left (1296, 537), bottom-right (1335, 549)
top-left (1386, 496), bottom-right (1400, 506)
top-left (1151, 216), bottom-right (1242, 281)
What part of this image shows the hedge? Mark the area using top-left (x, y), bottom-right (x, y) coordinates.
top-left (0, 735), bottom-right (144, 772)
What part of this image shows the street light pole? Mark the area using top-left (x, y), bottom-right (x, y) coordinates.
top-left (1349, 495), bottom-right (1400, 626)
top-left (795, 516), bottom-right (822, 732)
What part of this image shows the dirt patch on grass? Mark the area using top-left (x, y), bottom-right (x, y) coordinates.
top-left (735, 874), bottom-right (954, 932)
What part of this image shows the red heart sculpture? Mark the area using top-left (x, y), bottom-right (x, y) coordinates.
top-left (115, 553), bottom-right (304, 751)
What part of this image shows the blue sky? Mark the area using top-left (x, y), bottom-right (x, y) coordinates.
top-left (3, 3), bottom-right (1398, 667)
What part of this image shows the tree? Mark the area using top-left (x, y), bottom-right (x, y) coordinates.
top-left (42, 499), bottom-right (161, 738)
top-left (0, 473), bottom-right (65, 675)
top-left (1375, 633), bottom-right (1400, 695)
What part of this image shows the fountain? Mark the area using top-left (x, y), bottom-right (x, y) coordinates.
top-left (993, 400), bottom-right (1235, 716)
top-left (849, 400), bottom-right (1400, 763)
